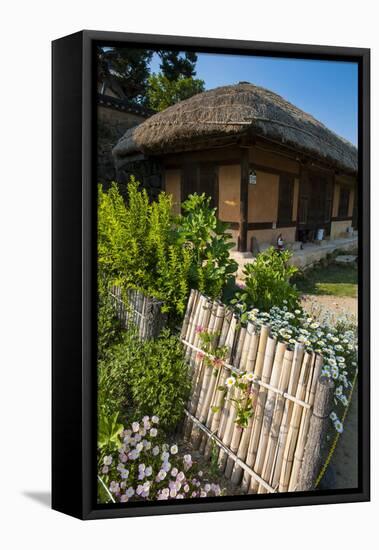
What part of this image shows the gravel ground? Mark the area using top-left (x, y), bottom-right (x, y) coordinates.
top-left (301, 294), bottom-right (358, 323)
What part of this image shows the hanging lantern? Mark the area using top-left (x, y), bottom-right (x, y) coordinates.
top-left (249, 169), bottom-right (257, 185)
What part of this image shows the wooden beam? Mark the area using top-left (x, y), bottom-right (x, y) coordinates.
top-left (239, 148), bottom-right (249, 252)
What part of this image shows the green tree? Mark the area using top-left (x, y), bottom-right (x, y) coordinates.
top-left (97, 47), bottom-right (153, 104)
top-left (147, 73), bottom-right (205, 111)
top-left (158, 51), bottom-right (198, 79)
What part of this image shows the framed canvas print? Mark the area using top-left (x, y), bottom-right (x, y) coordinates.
top-left (52, 30), bottom-right (370, 520)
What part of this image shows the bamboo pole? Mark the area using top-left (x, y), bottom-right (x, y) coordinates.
top-left (180, 289), bottom-right (198, 341)
top-left (185, 294), bottom-right (205, 363)
top-left (233, 325), bottom-right (247, 368)
top-left (183, 295), bottom-right (210, 438)
top-left (249, 343), bottom-right (289, 493)
top-left (233, 324), bottom-right (270, 486)
top-left (230, 326), bottom-right (260, 485)
top-left (296, 376), bottom-right (334, 491)
top-left (139, 292), bottom-right (146, 339)
top-left (241, 334), bottom-right (277, 492)
top-left (274, 346), bottom-right (311, 493)
top-left (269, 350), bottom-right (312, 490)
top-left (197, 303), bottom-right (227, 452)
top-left (184, 291), bottom-right (200, 343)
top-left (187, 297), bottom-right (213, 399)
top-left (258, 343), bottom-right (308, 493)
top-left (257, 344), bottom-right (303, 493)
top-left (223, 325), bottom-right (251, 477)
top-left (224, 322), bottom-right (256, 478)
top-left (202, 309), bottom-right (234, 459)
top-left (191, 302), bottom-right (223, 448)
top-left (216, 321), bottom-right (245, 471)
top-left (201, 314), bottom-right (237, 457)
top-left (285, 354), bottom-right (323, 491)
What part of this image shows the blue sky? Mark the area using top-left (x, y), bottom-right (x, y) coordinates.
top-left (150, 53), bottom-right (358, 145)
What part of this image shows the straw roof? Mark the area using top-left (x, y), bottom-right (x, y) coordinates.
top-left (113, 83), bottom-right (357, 174)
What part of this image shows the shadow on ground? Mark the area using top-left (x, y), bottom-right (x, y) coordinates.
top-left (22, 491), bottom-right (51, 508)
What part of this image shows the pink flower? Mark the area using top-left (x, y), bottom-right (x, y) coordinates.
top-left (109, 481), bottom-right (120, 494)
top-left (195, 325), bottom-right (204, 334)
top-left (177, 471), bottom-right (185, 482)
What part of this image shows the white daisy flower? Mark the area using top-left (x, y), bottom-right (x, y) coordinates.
top-left (225, 376), bottom-right (235, 388)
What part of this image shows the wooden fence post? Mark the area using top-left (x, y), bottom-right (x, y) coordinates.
top-left (296, 376), bottom-right (335, 491)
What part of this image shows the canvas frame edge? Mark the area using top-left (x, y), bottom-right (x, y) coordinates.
top-left (52, 29), bottom-right (370, 520)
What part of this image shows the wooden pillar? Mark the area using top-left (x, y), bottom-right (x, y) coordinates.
top-left (239, 148), bottom-right (249, 252)
top-left (297, 376), bottom-right (334, 491)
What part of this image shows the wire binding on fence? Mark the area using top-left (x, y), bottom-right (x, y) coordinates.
top-left (181, 338), bottom-right (312, 410)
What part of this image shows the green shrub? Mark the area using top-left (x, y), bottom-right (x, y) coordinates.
top-left (98, 179), bottom-right (192, 318)
top-left (178, 193), bottom-right (238, 298)
top-left (97, 275), bottom-right (123, 361)
top-left (127, 330), bottom-right (191, 431)
top-left (232, 247), bottom-right (299, 317)
top-left (97, 181), bottom-right (237, 321)
top-left (97, 329), bottom-right (190, 432)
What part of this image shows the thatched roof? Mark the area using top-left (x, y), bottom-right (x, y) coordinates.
top-left (113, 83), bottom-right (357, 174)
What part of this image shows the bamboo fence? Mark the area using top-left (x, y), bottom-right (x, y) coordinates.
top-left (181, 291), bottom-right (334, 494)
top-left (110, 286), bottom-right (166, 340)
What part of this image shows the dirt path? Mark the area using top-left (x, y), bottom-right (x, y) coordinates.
top-left (301, 294), bottom-right (358, 322)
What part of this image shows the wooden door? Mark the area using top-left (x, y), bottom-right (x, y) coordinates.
top-left (199, 163), bottom-right (218, 209)
top-left (181, 163), bottom-right (218, 208)
top-left (277, 174), bottom-right (294, 227)
top-left (297, 170), bottom-right (333, 238)
top-left (182, 164), bottom-right (198, 201)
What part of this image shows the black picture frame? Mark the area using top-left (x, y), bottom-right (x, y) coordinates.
top-left (52, 30), bottom-right (370, 520)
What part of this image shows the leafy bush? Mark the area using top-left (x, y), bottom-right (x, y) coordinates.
top-left (98, 181), bottom-right (237, 320)
top-left (97, 329), bottom-right (190, 431)
top-left (97, 275), bottom-right (123, 361)
top-left (178, 193), bottom-right (238, 299)
top-left (98, 179), bottom-right (192, 318)
top-left (232, 247), bottom-right (299, 318)
top-left (97, 415), bottom-right (223, 503)
top-left (125, 330), bottom-right (191, 431)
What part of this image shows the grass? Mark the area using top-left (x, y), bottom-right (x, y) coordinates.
top-left (294, 263), bottom-right (358, 298)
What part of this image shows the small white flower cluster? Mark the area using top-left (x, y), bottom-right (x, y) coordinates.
top-left (99, 415), bottom-right (222, 503)
top-left (245, 303), bottom-right (357, 434)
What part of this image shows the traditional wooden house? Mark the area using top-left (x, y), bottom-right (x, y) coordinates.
top-left (112, 83), bottom-right (357, 252)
